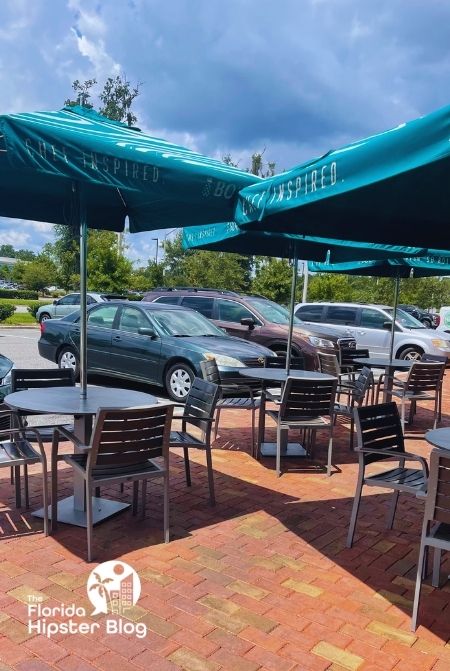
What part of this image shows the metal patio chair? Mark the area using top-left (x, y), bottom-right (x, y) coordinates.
top-left (264, 355), bottom-right (305, 402)
top-left (334, 366), bottom-right (373, 450)
top-left (389, 361), bottom-right (446, 432)
top-left (51, 404), bottom-right (173, 562)
top-left (169, 378), bottom-right (220, 505)
top-left (347, 402), bottom-right (428, 548)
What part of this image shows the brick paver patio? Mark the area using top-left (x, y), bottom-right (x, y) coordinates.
top-left (0, 377), bottom-right (449, 670)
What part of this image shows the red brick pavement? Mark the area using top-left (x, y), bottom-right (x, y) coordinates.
top-left (0, 377), bottom-right (449, 670)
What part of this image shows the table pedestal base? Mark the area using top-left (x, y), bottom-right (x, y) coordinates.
top-left (260, 442), bottom-right (307, 457)
top-left (33, 496), bottom-right (130, 528)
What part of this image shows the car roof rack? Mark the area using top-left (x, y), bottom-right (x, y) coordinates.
top-left (153, 287), bottom-right (240, 296)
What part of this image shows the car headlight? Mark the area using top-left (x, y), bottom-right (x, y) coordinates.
top-left (308, 336), bottom-right (335, 349)
top-left (204, 353), bottom-right (245, 368)
top-left (2, 370), bottom-right (12, 386)
top-left (431, 339), bottom-right (450, 351)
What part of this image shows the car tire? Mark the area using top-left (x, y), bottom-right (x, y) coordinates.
top-left (421, 319), bottom-right (432, 328)
top-left (58, 346), bottom-right (79, 379)
top-left (398, 346), bottom-right (423, 361)
top-left (39, 312), bottom-right (51, 323)
top-left (165, 362), bottom-right (195, 401)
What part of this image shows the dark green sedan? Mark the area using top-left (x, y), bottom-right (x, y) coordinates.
top-left (38, 301), bottom-right (273, 400)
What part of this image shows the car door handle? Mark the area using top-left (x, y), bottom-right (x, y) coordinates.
top-left (112, 335), bottom-right (122, 342)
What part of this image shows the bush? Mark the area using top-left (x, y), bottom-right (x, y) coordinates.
top-left (0, 289), bottom-right (39, 300)
top-left (0, 303), bottom-right (15, 322)
top-left (27, 302), bottom-right (42, 320)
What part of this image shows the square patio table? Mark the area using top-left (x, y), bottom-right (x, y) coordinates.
top-left (4, 385), bottom-right (158, 527)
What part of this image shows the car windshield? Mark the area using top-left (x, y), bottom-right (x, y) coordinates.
top-left (147, 308), bottom-right (224, 337)
top-left (246, 298), bottom-right (303, 325)
top-left (385, 308), bottom-right (426, 329)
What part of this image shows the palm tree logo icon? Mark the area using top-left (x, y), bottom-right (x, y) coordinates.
top-left (87, 561), bottom-right (141, 616)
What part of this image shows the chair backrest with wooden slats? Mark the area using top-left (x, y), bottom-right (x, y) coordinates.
top-left (352, 366), bottom-right (374, 406)
top-left (200, 358), bottom-right (261, 394)
top-left (200, 359), bottom-right (221, 385)
top-left (423, 448), bottom-right (450, 526)
top-left (264, 356), bottom-right (305, 370)
top-left (354, 402), bottom-right (405, 464)
top-left (88, 404), bottom-right (173, 472)
top-left (317, 352), bottom-right (341, 378)
top-left (404, 362), bottom-right (445, 395)
top-left (183, 378), bottom-right (219, 434)
top-left (12, 368), bottom-right (75, 392)
top-left (279, 377), bottom-right (337, 422)
top-left (339, 347), bottom-right (370, 370)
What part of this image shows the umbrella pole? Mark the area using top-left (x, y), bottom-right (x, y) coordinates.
top-left (388, 275), bottom-right (400, 362)
top-left (79, 192), bottom-right (88, 399)
top-left (302, 260), bottom-right (309, 302)
top-left (286, 255), bottom-right (298, 374)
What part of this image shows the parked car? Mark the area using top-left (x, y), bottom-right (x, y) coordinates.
top-left (0, 353), bottom-right (13, 401)
top-left (398, 304), bottom-right (439, 328)
top-left (36, 292), bottom-right (128, 323)
top-left (38, 301), bottom-right (274, 400)
top-left (295, 302), bottom-right (450, 361)
top-left (143, 288), bottom-right (356, 368)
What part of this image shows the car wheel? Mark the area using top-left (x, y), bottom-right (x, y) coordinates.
top-left (39, 313), bottom-right (51, 323)
top-left (165, 362), bottom-right (195, 401)
top-left (398, 346), bottom-right (423, 361)
top-left (58, 346), bottom-right (79, 379)
top-left (421, 319), bottom-right (432, 328)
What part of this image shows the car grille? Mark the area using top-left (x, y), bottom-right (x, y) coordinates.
top-left (242, 356), bottom-right (266, 367)
top-left (337, 338), bottom-right (357, 349)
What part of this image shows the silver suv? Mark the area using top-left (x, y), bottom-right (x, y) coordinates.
top-left (295, 302), bottom-right (450, 361)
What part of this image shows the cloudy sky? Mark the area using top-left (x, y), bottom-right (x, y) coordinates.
top-left (1, 0), bottom-right (450, 265)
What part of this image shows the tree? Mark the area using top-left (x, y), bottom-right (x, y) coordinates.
top-left (12, 256), bottom-right (57, 293)
top-left (86, 231), bottom-right (133, 292)
top-left (99, 75), bottom-right (140, 127)
top-left (64, 79), bottom-right (97, 109)
top-left (251, 258), bottom-right (295, 304)
top-left (15, 249), bottom-right (36, 261)
top-left (0, 244), bottom-right (15, 257)
top-left (131, 262), bottom-right (164, 292)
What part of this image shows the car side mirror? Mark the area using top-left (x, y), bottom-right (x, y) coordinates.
top-left (383, 321), bottom-right (393, 330)
top-left (241, 317), bottom-right (255, 329)
top-left (53, 299), bottom-right (58, 305)
top-left (138, 327), bottom-right (156, 338)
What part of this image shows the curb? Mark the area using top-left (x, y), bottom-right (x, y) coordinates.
top-left (0, 325), bottom-right (40, 329)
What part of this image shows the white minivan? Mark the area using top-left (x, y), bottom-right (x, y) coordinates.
top-left (295, 302), bottom-right (450, 361)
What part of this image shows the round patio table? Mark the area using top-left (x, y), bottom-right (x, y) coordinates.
top-left (239, 368), bottom-right (336, 458)
top-left (425, 428), bottom-right (450, 451)
top-left (354, 357), bottom-right (414, 403)
top-left (5, 385), bottom-right (158, 528)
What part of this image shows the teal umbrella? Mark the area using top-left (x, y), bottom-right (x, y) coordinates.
top-left (0, 106), bottom-right (260, 395)
top-left (308, 252), bottom-right (450, 360)
top-left (235, 104), bottom-right (450, 249)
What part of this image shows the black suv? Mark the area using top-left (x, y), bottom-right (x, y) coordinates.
top-left (143, 287), bottom-right (356, 369)
top-left (398, 304), bottom-right (439, 328)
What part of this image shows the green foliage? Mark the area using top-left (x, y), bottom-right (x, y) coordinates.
top-left (0, 289), bottom-right (38, 299)
top-left (0, 303), bottom-right (15, 322)
top-left (64, 79), bottom-right (97, 108)
top-left (86, 231), bottom-right (133, 292)
top-left (308, 274), bottom-right (354, 302)
top-left (251, 258), bottom-right (296, 303)
top-left (99, 75), bottom-right (140, 126)
top-left (3, 313), bottom-right (37, 325)
top-left (14, 256), bottom-right (57, 293)
top-left (0, 244), bottom-right (16, 257)
top-left (27, 302), bottom-right (41, 319)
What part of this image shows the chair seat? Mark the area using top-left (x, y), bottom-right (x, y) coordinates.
top-left (266, 409), bottom-right (332, 428)
top-left (0, 439), bottom-right (40, 464)
top-left (217, 397), bottom-right (260, 410)
top-left (170, 430), bottom-right (205, 448)
top-left (334, 403), bottom-right (352, 416)
top-left (365, 467), bottom-right (427, 494)
top-left (65, 453), bottom-right (162, 480)
top-left (391, 389), bottom-right (436, 401)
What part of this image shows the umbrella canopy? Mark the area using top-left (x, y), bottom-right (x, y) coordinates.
top-left (0, 105), bottom-right (260, 232)
top-left (182, 222), bottom-right (428, 262)
top-left (235, 104), bottom-right (450, 249)
top-left (308, 252), bottom-right (450, 277)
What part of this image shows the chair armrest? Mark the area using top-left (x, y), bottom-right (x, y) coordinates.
top-left (358, 447), bottom-right (429, 475)
top-left (52, 426), bottom-right (89, 451)
top-left (183, 416), bottom-right (215, 429)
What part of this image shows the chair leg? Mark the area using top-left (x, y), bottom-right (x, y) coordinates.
top-left (132, 481), bottom-right (138, 516)
top-left (276, 425), bottom-right (287, 477)
top-left (163, 472), bottom-right (170, 543)
top-left (86, 481), bottom-right (93, 562)
top-left (432, 548), bottom-right (442, 588)
top-left (347, 470), bottom-right (364, 548)
top-left (14, 465), bottom-right (21, 508)
top-left (141, 479), bottom-right (147, 519)
top-left (438, 385), bottom-right (442, 423)
top-left (433, 396), bottom-right (439, 430)
top-left (51, 455), bottom-right (58, 534)
top-left (41, 457), bottom-right (49, 537)
top-left (350, 414), bottom-right (355, 451)
top-left (326, 430), bottom-right (334, 477)
top-left (94, 487), bottom-right (100, 498)
top-left (205, 444), bottom-right (215, 506)
top-left (23, 464), bottom-right (30, 509)
top-left (411, 538), bottom-right (428, 631)
top-left (401, 399), bottom-right (406, 433)
top-left (214, 408), bottom-right (221, 441)
top-left (183, 446), bottom-right (191, 487)
top-left (386, 490), bottom-right (400, 530)
top-left (10, 467), bottom-right (14, 485)
top-left (251, 407), bottom-right (255, 457)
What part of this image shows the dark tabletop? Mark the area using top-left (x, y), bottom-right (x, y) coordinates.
top-left (4, 385), bottom-right (158, 416)
top-left (354, 357), bottom-right (414, 370)
top-left (425, 428), bottom-right (450, 450)
top-left (240, 368), bottom-right (336, 382)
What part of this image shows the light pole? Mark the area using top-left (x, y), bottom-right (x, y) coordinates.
top-left (152, 238), bottom-right (159, 265)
